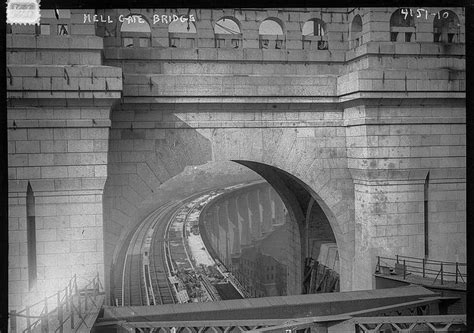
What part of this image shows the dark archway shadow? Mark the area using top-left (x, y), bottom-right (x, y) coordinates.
top-left (233, 160), bottom-right (339, 293)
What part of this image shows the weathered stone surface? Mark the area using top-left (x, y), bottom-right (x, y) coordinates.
top-left (7, 7), bottom-right (465, 313)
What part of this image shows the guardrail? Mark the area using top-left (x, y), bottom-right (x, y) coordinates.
top-left (107, 314), bottom-right (467, 333)
top-left (353, 315), bottom-right (467, 333)
top-left (9, 273), bottom-right (103, 333)
top-left (376, 255), bottom-right (467, 286)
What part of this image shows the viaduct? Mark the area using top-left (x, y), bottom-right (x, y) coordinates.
top-left (7, 7), bottom-right (465, 311)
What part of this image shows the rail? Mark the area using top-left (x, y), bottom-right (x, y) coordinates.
top-left (375, 255), bottom-right (467, 286)
top-left (9, 273), bottom-right (103, 333)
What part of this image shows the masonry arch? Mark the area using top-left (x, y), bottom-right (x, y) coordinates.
top-left (104, 104), bottom-right (356, 301)
top-left (234, 160), bottom-right (341, 259)
top-left (119, 14), bottom-right (151, 47)
top-left (351, 14), bottom-right (363, 48)
top-left (390, 8), bottom-right (416, 42)
top-left (169, 18), bottom-right (197, 48)
top-left (302, 18), bottom-right (328, 50)
top-left (214, 17), bottom-right (242, 48)
top-left (259, 18), bottom-right (285, 49)
top-left (302, 18), bottom-right (326, 37)
top-left (433, 10), bottom-right (460, 43)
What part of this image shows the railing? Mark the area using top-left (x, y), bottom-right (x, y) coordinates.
top-left (354, 315), bottom-right (467, 333)
top-left (227, 267), bottom-right (253, 298)
top-left (376, 255), bottom-right (467, 286)
top-left (118, 314), bottom-right (467, 333)
top-left (9, 273), bottom-right (103, 333)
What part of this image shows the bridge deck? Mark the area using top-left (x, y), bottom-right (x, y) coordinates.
top-left (98, 285), bottom-right (435, 324)
top-left (374, 272), bottom-right (466, 291)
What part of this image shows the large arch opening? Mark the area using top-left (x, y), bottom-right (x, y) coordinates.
top-left (103, 102), bottom-right (350, 303)
top-left (105, 156), bottom-right (341, 304)
top-left (233, 160), bottom-right (340, 294)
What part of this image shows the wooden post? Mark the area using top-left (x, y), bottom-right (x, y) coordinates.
top-left (456, 262), bottom-right (459, 284)
top-left (58, 302), bottom-right (64, 333)
top-left (84, 289), bottom-right (88, 311)
top-left (42, 297), bottom-right (49, 333)
top-left (376, 256), bottom-right (380, 272)
top-left (26, 306), bottom-right (31, 333)
top-left (10, 310), bottom-right (17, 333)
top-left (70, 296), bottom-right (75, 329)
top-left (57, 291), bottom-right (63, 333)
top-left (65, 286), bottom-right (69, 312)
top-left (74, 274), bottom-right (78, 295)
top-left (440, 262), bottom-right (444, 285)
top-left (422, 258), bottom-right (425, 278)
top-left (396, 255), bottom-right (399, 264)
top-left (403, 260), bottom-right (406, 280)
top-left (94, 278), bottom-right (98, 299)
top-left (77, 291), bottom-right (82, 317)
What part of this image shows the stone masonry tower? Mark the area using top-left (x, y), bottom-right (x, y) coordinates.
top-left (7, 7), bottom-right (465, 312)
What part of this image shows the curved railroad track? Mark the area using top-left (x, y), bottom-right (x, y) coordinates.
top-left (119, 183), bottom-right (259, 306)
top-left (120, 191), bottom-right (222, 306)
top-left (121, 202), bottom-right (178, 306)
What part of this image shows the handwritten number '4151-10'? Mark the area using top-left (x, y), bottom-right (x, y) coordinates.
top-left (400, 8), bottom-right (449, 20)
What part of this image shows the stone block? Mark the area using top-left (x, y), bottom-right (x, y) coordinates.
top-left (43, 241), bottom-right (71, 254)
top-left (28, 129), bottom-right (54, 141)
top-left (70, 215), bottom-right (96, 228)
top-left (70, 24), bottom-right (96, 35)
top-left (67, 165), bottom-right (94, 177)
top-left (40, 140), bottom-right (67, 153)
top-left (93, 165), bottom-right (107, 177)
top-left (16, 141), bottom-right (40, 154)
top-left (68, 140), bottom-right (94, 152)
top-left (11, 35), bottom-right (36, 49)
top-left (8, 129), bottom-right (28, 141)
top-left (80, 128), bottom-right (109, 140)
top-left (262, 50), bottom-right (287, 61)
top-left (28, 154), bottom-right (54, 166)
top-left (217, 49), bottom-right (244, 61)
top-left (81, 178), bottom-right (106, 190)
top-left (36, 229), bottom-right (57, 242)
top-left (41, 166), bottom-right (68, 178)
top-left (71, 239), bottom-right (97, 252)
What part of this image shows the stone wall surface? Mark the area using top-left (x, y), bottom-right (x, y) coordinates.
top-left (7, 9), bottom-right (122, 309)
top-left (7, 7), bottom-right (465, 310)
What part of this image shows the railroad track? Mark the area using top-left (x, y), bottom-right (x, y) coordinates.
top-left (149, 207), bottom-right (179, 305)
top-left (121, 203), bottom-right (177, 306)
top-left (119, 190), bottom-right (224, 306)
top-left (118, 183), bottom-right (261, 306)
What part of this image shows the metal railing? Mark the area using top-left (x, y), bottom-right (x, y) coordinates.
top-left (354, 315), bottom-right (467, 333)
top-left (376, 255), bottom-right (467, 286)
top-left (9, 273), bottom-right (103, 333)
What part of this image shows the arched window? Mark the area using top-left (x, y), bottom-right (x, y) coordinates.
top-left (27, 182), bottom-right (37, 290)
top-left (433, 10), bottom-right (460, 43)
top-left (302, 18), bottom-right (326, 37)
top-left (169, 19), bottom-right (197, 48)
top-left (390, 8), bottom-right (416, 42)
top-left (259, 18), bottom-right (285, 49)
top-left (351, 15), bottom-right (363, 48)
top-left (120, 14), bottom-right (151, 48)
top-left (302, 18), bottom-right (328, 50)
top-left (214, 17), bottom-right (242, 48)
